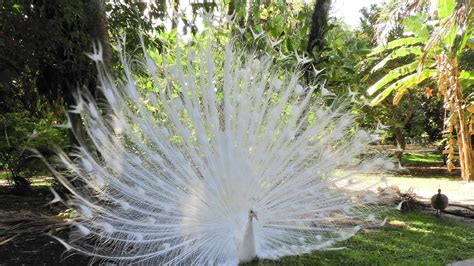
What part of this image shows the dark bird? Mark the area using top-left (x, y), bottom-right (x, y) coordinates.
top-left (431, 189), bottom-right (448, 217)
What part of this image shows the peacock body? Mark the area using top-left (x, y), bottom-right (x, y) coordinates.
top-left (48, 42), bottom-right (389, 265)
top-left (431, 189), bottom-right (448, 217)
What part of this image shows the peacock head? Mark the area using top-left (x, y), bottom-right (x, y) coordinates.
top-left (249, 209), bottom-right (258, 221)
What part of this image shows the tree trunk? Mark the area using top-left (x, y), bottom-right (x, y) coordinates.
top-left (228, 0), bottom-right (236, 16)
top-left (171, 0), bottom-right (180, 30)
top-left (245, 0), bottom-right (254, 27)
top-left (385, 100), bottom-right (409, 151)
top-left (61, 0), bottom-right (112, 147)
top-left (87, 0), bottom-right (112, 68)
top-left (228, 0), bottom-right (246, 27)
top-left (306, 0), bottom-right (331, 58)
top-left (305, 0), bottom-right (331, 83)
top-left (393, 127), bottom-right (406, 150)
top-left (55, 0), bottom-right (112, 148)
top-left (297, 0), bottom-right (331, 136)
top-left (86, 0), bottom-right (112, 159)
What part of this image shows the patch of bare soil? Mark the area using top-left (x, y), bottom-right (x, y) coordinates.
top-left (0, 187), bottom-right (90, 265)
top-left (402, 166), bottom-right (461, 177)
top-left (368, 144), bottom-right (439, 152)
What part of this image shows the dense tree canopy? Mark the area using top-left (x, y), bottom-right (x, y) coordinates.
top-left (1, 0), bottom-right (473, 187)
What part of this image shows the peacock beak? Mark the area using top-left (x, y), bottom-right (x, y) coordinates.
top-left (251, 211), bottom-right (258, 221)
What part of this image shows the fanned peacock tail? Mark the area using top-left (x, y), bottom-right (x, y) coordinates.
top-left (45, 41), bottom-right (392, 265)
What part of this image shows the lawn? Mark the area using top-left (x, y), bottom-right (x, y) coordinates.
top-left (256, 211), bottom-right (474, 265)
top-left (401, 152), bottom-right (444, 164)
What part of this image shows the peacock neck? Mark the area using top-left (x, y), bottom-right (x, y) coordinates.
top-left (238, 216), bottom-right (257, 263)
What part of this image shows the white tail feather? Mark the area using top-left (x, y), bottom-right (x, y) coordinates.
top-left (51, 41), bottom-right (390, 265)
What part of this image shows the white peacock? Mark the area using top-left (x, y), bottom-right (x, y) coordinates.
top-left (46, 41), bottom-right (390, 265)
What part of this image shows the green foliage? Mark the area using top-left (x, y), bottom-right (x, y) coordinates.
top-left (438, 0), bottom-right (456, 19)
top-left (362, 0), bottom-right (473, 154)
top-left (372, 69), bottom-right (437, 105)
top-left (370, 46), bottom-right (423, 74)
top-left (368, 37), bottom-right (425, 56)
top-left (0, 111), bottom-right (68, 185)
top-left (106, 0), bottom-right (166, 39)
top-left (359, 4), bottom-right (382, 46)
top-left (1, 0), bottom-right (465, 191)
top-left (405, 96), bottom-right (444, 143)
top-left (354, 5), bottom-right (442, 145)
top-left (366, 31), bottom-right (431, 105)
top-left (460, 70), bottom-right (474, 87)
top-left (232, 1), bottom-right (312, 61)
top-left (0, 0), bottom-right (98, 110)
top-left (367, 61), bottom-right (419, 95)
top-left (319, 22), bottom-right (372, 96)
top-left (367, 0), bottom-right (473, 106)
top-left (404, 14), bottom-right (431, 40)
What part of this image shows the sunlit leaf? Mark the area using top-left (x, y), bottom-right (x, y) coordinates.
top-left (371, 70), bottom-right (436, 106)
top-left (368, 37), bottom-right (425, 56)
top-left (370, 47), bottom-right (423, 73)
top-left (460, 71), bottom-right (474, 80)
top-left (460, 70), bottom-right (474, 87)
top-left (457, 31), bottom-right (472, 55)
top-left (438, 0), bottom-right (456, 19)
top-left (12, 3), bottom-right (22, 12)
top-left (443, 23), bottom-right (457, 48)
top-left (367, 61), bottom-right (418, 95)
top-left (404, 14), bottom-right (430, 40)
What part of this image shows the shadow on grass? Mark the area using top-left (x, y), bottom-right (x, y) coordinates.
top-left (253, 211), bottom-right (474, 265)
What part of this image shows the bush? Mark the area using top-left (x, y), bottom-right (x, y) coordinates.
top-left (0, 111), bottom-right (68, 191)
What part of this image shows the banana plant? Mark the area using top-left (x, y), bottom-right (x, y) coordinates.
top-left (368, 1), bottom-right (473, 105)
top-left (367, 0), bottom-right (474, 180)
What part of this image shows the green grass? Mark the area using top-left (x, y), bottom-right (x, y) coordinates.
top-left (401, 152), bottom-right (444, 164)
top-left (254, 211), bottom-right (474, 265)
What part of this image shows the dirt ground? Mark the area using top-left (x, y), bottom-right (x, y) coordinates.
top-left (0, 187), bottom-right (90, 265)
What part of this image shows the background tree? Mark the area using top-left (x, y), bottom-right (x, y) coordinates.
top-left (0, 0), bottom-right (170, 189)
top-left (0, 0), bottom-right (107, 144)
top-left (307, 0), bottom-right (331, 67)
